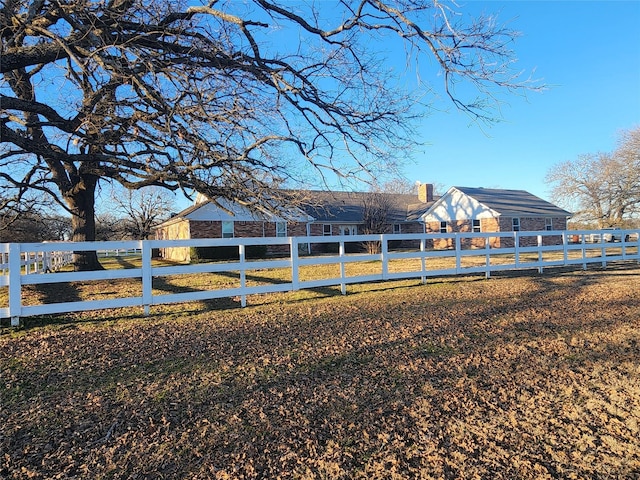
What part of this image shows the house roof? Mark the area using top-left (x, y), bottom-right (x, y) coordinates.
top-left (296, 190), bottom-right (432, 223)
top-left (156, 196), bottom-right (312, 227)
top-left (158, 186), bottom-right (570, 231)
top-left (159, 189), bottom-right (435, 227)
top-left (451, 187), bottom-right (571, 217)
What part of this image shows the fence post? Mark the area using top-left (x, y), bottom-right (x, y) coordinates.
top-left (9, 243), bottom-right (22, 326)
top-left (420, 238), bottom-right (427, 284)
top-left (485, 236), bottom-right (491, 279)
top-left (537, 235), bottom-right (543, 274)
top-left (141, 241), bottom-right (152, 316)
top-left (514, 232), bottom-right (520, 268)
top-left (290, 237), bottom-right (299, 292)
top-left (455, 234), bottom-right (461, 274)
top-left (239, 243), bottom-right (247, 307)
top-left (381, 234), bottom-right (388, 281)
top-left (43, 251), bottom-right (51, 273)
top-left (339, 241), bottom-right (346, 295)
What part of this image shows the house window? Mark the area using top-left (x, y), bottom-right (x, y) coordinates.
top-left (545, 218), bottom-right (553, 231)
top-left (393, 224), bottom-right (401, 234)
top-left (472, 219), bottom-right (481, 233)
top-left (440, 221), bottom-right (448, 233)
top-left (340, 225), bottom-right (357, 236)
top-left (276, 221), bottom-right (287, 237)
top-left (512, 218), bottom-right (520, 232)
top-left (222, 221), bottom-right (234, 238)
top-left (323, 224), bottom-right (332, 236)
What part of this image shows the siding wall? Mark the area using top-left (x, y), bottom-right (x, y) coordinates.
top-left (155, 219), bottom-right (192, 262)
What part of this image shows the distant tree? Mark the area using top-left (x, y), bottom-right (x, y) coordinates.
top-left (361, 183), bottom-right (403, 254)
top-left (362, 190), bottom-right (393, 235)
top-left (546, 127), bottom-right (640, 228)
top-left (381, 179), bottom-right (447, 197)
top-left (380, 178), bottom-right (418, 196)
top-left (0, 210), bottom-right (70, 242)
top-left (0, 188), bottom-right (51, 235)
top-left (1, 0), bottom-right (536, 269)
top-left (113, 187), bottom-right (176, 240)
top-left (95, 212), bottom-right (125, 241)
top-left (41, 214), bottom-right (72, 241)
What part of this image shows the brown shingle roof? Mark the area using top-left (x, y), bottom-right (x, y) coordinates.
top-left (454, 187), bottom-right (571, 217)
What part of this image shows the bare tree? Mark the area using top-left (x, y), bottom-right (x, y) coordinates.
top-left (95, 212), bottom-right (125, 241)
top-left (380, 179), bottom-right (445, 197)
top-left (112, 187), bottom-right (176, 240)
top-left (546, 127), bottom-right (640, 228)
top-left (362, 190), bottom-right (393, 234)
top-left (1, 0), bottom-right (535, 269)
top-left (361, 187), bottom-right (395, 254)
top-left (0, 210), bottom-right (71, 242)
top-left (379, 178), bottom-right (417, 196)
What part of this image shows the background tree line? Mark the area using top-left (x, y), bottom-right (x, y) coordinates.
top-left (0, 187), bottom-right (175, 242)
top-left (546, 126), bottom-right (640, 229)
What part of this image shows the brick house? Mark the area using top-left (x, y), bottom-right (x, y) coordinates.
top-left (154, 196), bottom-right (313, 261)
top-left (299, 185), bottom-right (434, 251)
top-left (421, 186), bottom-right (572, 249)
top-left (154, 184), bottom-right (570, 260)
top-left (154, 184), bottom-right (436, 260)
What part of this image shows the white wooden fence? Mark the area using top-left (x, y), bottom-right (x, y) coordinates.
top-left (1, 229), bottom-right (639, 326)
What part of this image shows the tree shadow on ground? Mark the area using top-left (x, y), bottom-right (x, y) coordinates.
top-left (6, 266), bottom-right (638, 478)
top-left (8, 261), bottom-right (639, 331)
top-left (113, 257), bottom-right (138, 269)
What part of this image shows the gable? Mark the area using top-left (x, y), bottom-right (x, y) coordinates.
top-left (160, 196), bottom-right (314, 225)
top-left (421, 188), bottom-right (497, 222)
top-left (185, 198), bottom-right (267, 222)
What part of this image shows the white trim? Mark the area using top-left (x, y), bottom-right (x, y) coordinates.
top-left (545, 218), bottom-right (553, 231)
top-left (339, 225), bottom-right (358, 236)
top-left (421, 187), bottom-right (499, 223)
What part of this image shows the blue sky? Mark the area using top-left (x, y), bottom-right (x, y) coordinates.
top-left (166, 0), bottom-right (639, 212)
top-left (409, 0), bottom-right (640, 200)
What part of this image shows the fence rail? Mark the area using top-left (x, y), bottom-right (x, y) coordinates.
top-left (1, 229), bottom-right (639, 326)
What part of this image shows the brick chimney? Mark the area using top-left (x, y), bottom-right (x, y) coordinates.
top-left (418, 183), bottom-right (433, 203)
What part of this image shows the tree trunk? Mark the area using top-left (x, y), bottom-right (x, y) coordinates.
top-left (66, 173), bottom-right (104, 271)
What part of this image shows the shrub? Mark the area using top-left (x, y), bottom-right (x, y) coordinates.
top-left (190, 245), bottom-right (268, 262)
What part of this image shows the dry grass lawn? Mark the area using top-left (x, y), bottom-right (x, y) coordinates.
top-left (1, 265), bottom-right (640, 479)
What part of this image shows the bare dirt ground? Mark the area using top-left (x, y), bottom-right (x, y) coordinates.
top-left (1, 266), bottom-right (640, 479)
